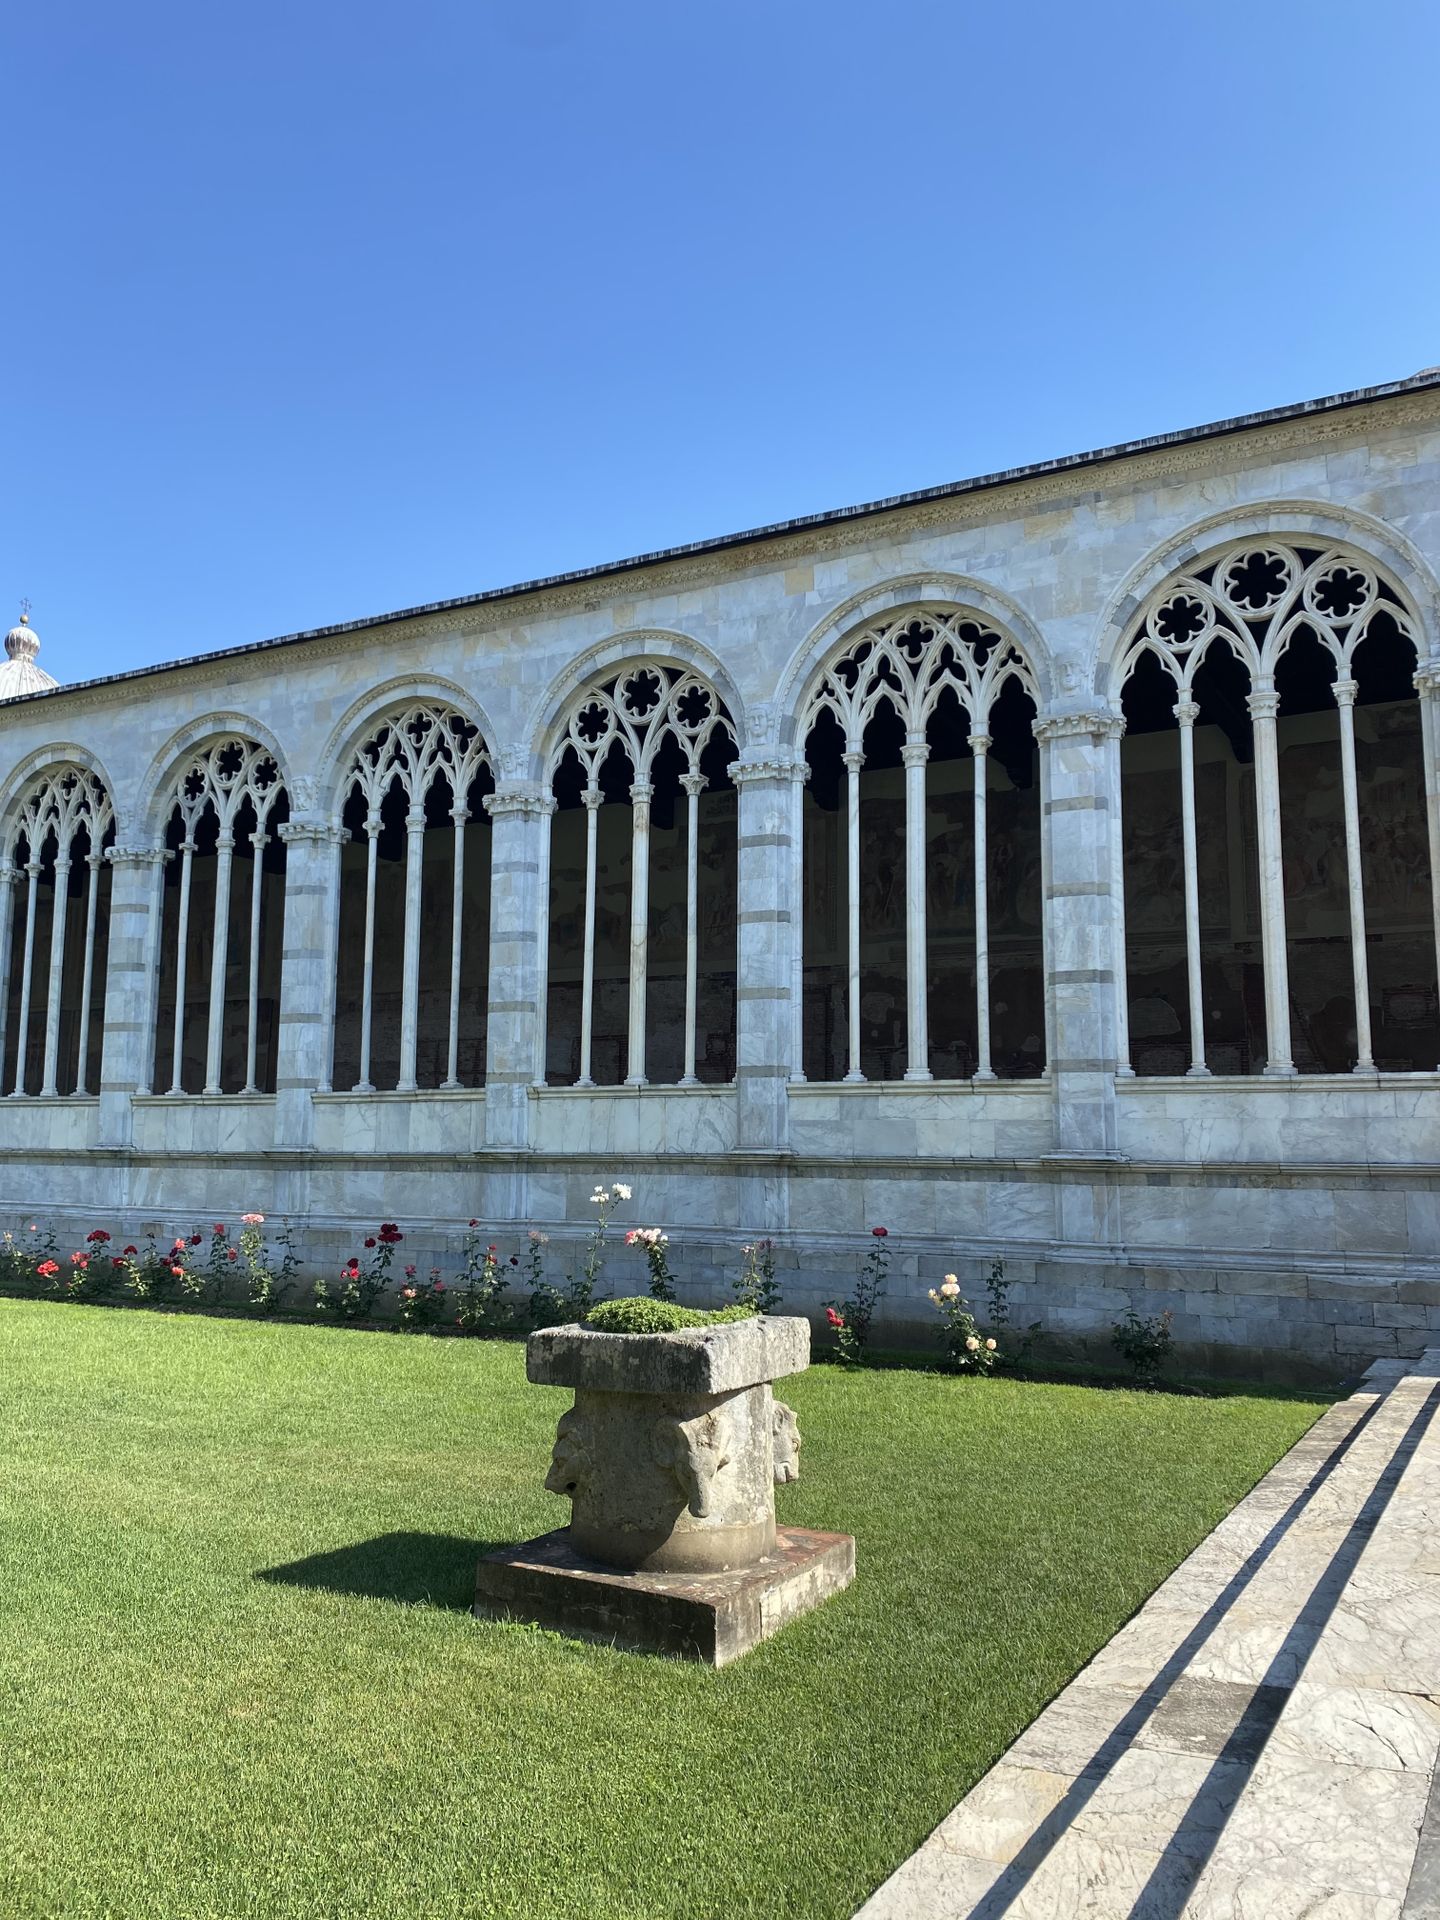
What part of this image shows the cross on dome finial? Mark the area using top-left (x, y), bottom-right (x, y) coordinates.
top-left (19, 598), bottom-right (31, 623)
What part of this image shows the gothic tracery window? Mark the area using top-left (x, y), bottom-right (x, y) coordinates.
top-left (1118, 542), bottom-right (1436, 1074)
top-left (799, 609), bottom-right (1044, 1082)
top-left (152, 738), bottom-right (289, 1094)
top-left (544, 665), bottom-right (737, 1087)
top-left (2, 766), bottom-right (114, 1096)
top-left (331, 703), bottom-right (493, 1092)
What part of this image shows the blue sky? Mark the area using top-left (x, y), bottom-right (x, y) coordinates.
top-left (5, 0), bottom-right (1438, 685)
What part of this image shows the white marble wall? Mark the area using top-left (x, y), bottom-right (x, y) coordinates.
top-left (3, 382), bottom-right (1440, 1377)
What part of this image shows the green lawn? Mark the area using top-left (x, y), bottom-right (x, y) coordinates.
top-left (1, 1301), bottom-right (1323, 1920)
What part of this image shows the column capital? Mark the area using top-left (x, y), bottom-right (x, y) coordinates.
top-left (901, 741), bottom-right (930, 769)
top-left (0, 865), bottom-right (19, 890)
top-left (404, 809), bottom-right (427, 832)
top-left (629, 781), bottom-right (653, 806)
top-left (278, 818), bottom-right (344, 848)
top-left (106, 844), bottom-right (168, 870)
top-left (728, 751), bottom-right (809, 785)
top-left (1414, 662), bottom-right (1440, 697)
top-left (679, 771), bottom-right (707, 798)
top-left (1172, 699), bottom-right (1201, 728)
top-left (364, 814), bottom-right (382, 839)
top-left (967, 731), bottom-right (992, 756)
top-left (484, 783), bottom-right (557, 819)
top-left (841, 749), bottom-right (865, 773)
top-left (1332, 676), bottom-right (1359, 707)
top-left (215, 829), bottom-right (235, 851)
top-left (581, 787), bottom-right (604, 811)
top-left (1246, 686), bottom-right (1281, 722)
top-left (1033, 707), bottom-right (1125, 742)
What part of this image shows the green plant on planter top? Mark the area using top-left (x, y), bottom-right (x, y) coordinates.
top-left (584, 1297), bottom-right (757, 1335)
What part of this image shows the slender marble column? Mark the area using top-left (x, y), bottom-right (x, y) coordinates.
top-left (1332, 676), bottom-right (1374, 1072)
top-left (970, 731), bottom-right (996, 1082)
top-left (168, 839), bottom-right (196, 1095)
top-left (1416, 666), bottom-right (1440, 1065)
top-left (355, 816), bottom-right (381, 1092)
top-left (40, 848), bottom-right (71, 1096)
top-left (441, 805), bottom-right (468, 1089)
top-left (74, 853), bottom-right (102, 1095)
top-left (902, 737), bottom-right (932, 1081)
top-left (203, 830), bottom-right (235, 1093)
top-left (0, 867), bottom-right (18, 1091)
top-left (842, 749), bottom-right (865, 1083)
top-left (274, 818), bottom-right (343, 1145)
top-left (577, 787), bottom-right (602, 1087)
top-left (1174, 699), bottom-right (1210, 1076)
top-left (625, 780), bottom-right (653, 1086)
top-left (789, 764), bottom-right (808, 1082)
top-left (241, 828), bottom-right (266, 1091)
top-left (9, 861), bottom-right (39, 1095)
top-left (98, 847), bottom-right (168, 1144)
top-left (397, 807), bottom-right (427, 1092)
top-left (679, 771), bottom-right (705, 1086)
top-left (1247, 683), bottom-right (1296, 1075)
top-left (534, 798), bottom-right (553, 1086)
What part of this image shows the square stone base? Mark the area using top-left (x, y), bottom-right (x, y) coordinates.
top-left (472, 1525), bottom-right (856, 1665)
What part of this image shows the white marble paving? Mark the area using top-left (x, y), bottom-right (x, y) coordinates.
top-left (856, 1351), bottom-right (1440, 1919)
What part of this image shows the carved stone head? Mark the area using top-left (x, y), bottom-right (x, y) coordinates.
top-left (773, 1400), bottom-right (801, 1484)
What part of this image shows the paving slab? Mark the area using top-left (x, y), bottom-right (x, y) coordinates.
top-left (857, 1352), bottom-right (1440, 1920)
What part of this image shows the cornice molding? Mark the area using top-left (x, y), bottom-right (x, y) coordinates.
top-left (11, 391), bottom-right (1440, 724)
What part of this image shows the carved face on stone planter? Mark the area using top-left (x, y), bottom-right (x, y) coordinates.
top-left (544, 1408), bottom-right (592, 1499)
top-left (653, 1410), bottom-right (731, 1518)
top-left (773, 1400), bottom-right (801, 1484)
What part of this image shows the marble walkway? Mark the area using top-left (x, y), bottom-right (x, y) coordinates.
top-left (858, 1350), bottom-right (1440, 1920)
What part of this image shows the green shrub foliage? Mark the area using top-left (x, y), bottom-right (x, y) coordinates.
top-left (584, 1297), bottom-right (757, 1335)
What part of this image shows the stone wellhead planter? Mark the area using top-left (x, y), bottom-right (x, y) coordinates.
top-left (472, 1315), bottom-right (855, 1663)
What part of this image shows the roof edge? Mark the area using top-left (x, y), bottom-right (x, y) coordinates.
top-left (7, 368), bottom-right (1440, 712)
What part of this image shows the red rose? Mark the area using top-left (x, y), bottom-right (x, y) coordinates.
top-left (189, 1233), bottom-right (203, 1247)
top-left (227, 1248), bottom-right (238, 1262)
top-left (122, 1244), bottom-right (138, 1256)
top-left (468, 1219), bottom-right (478, 1228)
top-left (213, 1223), bottom-right (226, 1236)
top-left (825, 1306), bottom-right (845, 1328)
top-left (364, 1236), bottom-right (377, 1249)
top-left (86, 1228), bottom-right (111, 1243)
top-left (405, 1264), bottom-right (416, 1277)
top-left (871, 1226), bottom-right (888, 1238)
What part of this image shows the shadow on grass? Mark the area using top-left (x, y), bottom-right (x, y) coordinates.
top-left (256, 1532), bottom-right (504, 1611)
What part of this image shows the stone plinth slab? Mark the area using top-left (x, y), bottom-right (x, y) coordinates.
top-left (526, 1314), bottom-right (810, 1395)
top-left (473, 1524), bottom-right (854, 1665)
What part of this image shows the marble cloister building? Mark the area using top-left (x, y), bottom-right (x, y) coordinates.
top-left (6, 373), bottom-right (1440, 1376)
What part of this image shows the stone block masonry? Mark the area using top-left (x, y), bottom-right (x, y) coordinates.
top-left (5, 374), bottom-right (1440, 1379)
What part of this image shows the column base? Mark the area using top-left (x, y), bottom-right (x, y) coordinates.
top-left (842, 1071), bottom-right (866, 1085)
top-left (972, 1070), bottom-right (998, 1084)
top-left (1185, 1063), bottom-right (1211, 1078)
top-left (1262, 1063), bottom-right (1299, 1078)
top-left (624, 1074), bottom-right (648, 1088)
top-left (902, 1068), bottom-right (933, 1083)
top-left (677, 1075), bottom-right (700, 1088)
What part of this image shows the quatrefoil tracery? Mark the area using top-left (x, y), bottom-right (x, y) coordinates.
top-left (553, 666), bottom-right (734, 786)
top-left (1124, 543), bottom-right (1412, 696)
top-left (12, 767), bottom-right (114, 866)
top-left (802, 608), bottom-right (1039, 754)
top-left (345, 704), bottom-right (491, 820)
top-left (170, 737), bottom-right (285, 841)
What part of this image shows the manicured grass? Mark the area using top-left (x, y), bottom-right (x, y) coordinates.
top-left (1, 1301), bottom-right (1323, 1920)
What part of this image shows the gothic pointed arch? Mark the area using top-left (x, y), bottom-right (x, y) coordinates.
top-left (794, 599), bottom-right (1045, 1084)
top-left (331, 697), bottom-right (496, 1093)
top-left (0, 758), bottom-right (116, 1097)
top-left (150, 733), bottom-right (291, 1096)
top-left (543, 655), bottom-right (740, 1088)
top-left (1112, 530), bottom-right (1437, 1077)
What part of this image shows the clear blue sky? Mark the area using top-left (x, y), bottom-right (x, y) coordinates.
top-left (5, 0), bottom-right (1438, 685)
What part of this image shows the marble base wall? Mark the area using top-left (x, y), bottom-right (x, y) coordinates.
top-left (4, 1078), bottom-right (1440, 1381)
